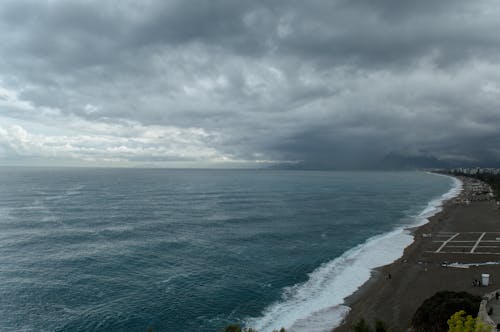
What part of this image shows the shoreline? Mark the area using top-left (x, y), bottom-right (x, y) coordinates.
top-left (250, 172), bottom-right (462, 332)
top-left (333, 175), bottom-right (500, 331)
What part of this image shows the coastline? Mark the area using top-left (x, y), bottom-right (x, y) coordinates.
top-left (249, 172), bottom-right (463, 332)
top-left (333, 174), bottom-right (500, 332)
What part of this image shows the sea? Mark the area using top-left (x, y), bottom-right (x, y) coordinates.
top-left (0, 168), bottom-right (461, 332)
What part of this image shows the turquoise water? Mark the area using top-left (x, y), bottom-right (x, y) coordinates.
top-left (0, 169), bottom-right (457, 331)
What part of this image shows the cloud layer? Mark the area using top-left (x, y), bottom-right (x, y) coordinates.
top-left (1, 0), bottom-right (500, 167)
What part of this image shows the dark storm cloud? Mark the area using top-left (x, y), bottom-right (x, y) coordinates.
top-left (275, 0), bottom-right (500, 68)
top-left (1, 0), bottom-right (500, 167)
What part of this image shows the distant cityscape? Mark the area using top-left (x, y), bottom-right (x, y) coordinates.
top-left (445, 168), bottom-right (500, 175)
top-left (434, 167), bottom-right (500, 203)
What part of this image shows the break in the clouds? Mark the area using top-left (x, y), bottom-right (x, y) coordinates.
top-left (1, 0), bottom-right (500, 168)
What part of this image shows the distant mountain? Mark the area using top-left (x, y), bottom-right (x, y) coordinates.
top-left (374, 152), bottom-right (450, 170)
top-left (269, 152), bottom-right (451, 171)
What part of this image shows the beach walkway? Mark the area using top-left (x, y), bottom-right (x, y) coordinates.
top-left (487, 298), bottom-right (500, 327)
top-left (478, 290), bottom-right (500, 329)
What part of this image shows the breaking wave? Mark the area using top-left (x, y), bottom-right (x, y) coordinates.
top-left (246, 174), bottom-right (462, 332)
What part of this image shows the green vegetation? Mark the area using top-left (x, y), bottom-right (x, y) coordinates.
top-left (447, 310), bottom-right (492, 332)
top-left (224, 325), bottom-right (247, 332)
top-left (352, 318), bottom-right (388, 332)
top-left (449, 170), bottom-right (500, 199)
top-left (472, 174), bottom-right (500, 199)
top-left (411, 291), bottom-right (482, 332)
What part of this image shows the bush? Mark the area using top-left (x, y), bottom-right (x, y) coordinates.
top-left (353, 319), bottom-right (373, 332)
top-left (353, 318), bottom-right (388, 332)
top-left (374, 319), bottom-right (388, 332)
top-left (224, 325), bottom-right (243, 332)
top-left (447, 310), bottom-right (492, 332)
top-left (411, 291), bottom-right (482, 332)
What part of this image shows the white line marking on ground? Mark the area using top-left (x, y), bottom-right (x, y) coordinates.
top-left (426, 251), bottom-right (500, 255)
top-left (470, 232), bottom-right (486, 253)
top-left (437, 231), bottom-right (500, 234)
top-left (432, 240), bottom-right (476, 243)
top-left (436, 233), bottom-right (460, 253)
top-left (473, 246), bottom-right (499, 248)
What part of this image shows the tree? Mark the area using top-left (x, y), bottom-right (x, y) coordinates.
top-left (411, 291), bottom-right (482, 332)
top-left (353, 318), bottom-right (388, 332)
top-left (353, 319), bottom-right (373, 332)
top-left (224, 325), bottom-right (242, 332)
top-left (375, 319), bottom-right (388, 332)
top-left (447, 310), bottom-right (492, 332)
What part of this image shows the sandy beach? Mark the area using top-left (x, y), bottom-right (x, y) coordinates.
top-left (334, 176), bottom-right (500, 331)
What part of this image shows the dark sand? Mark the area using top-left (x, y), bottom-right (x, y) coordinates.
top-left (334, 178), bottom-right (500, 332)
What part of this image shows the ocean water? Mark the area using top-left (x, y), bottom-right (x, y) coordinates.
top-left (0, 169), bottom-right (459, 332)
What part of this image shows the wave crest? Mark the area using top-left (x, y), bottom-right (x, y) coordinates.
top-left (246, 174), bottom-right (462, 332)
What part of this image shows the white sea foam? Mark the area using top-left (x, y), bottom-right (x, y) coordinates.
top-left (246, 173), bottom-right (463, 332)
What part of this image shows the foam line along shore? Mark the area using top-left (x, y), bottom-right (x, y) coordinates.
top-left (247, 173), bottom-right (462, 332)
top-left (334, 174), bottom-right (500, 332)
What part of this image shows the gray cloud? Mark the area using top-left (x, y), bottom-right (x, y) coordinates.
top-left (1, 0), bottom-right (500, 167)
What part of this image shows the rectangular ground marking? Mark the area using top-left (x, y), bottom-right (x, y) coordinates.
top-left (427, 251), bottom-right (500, 255)
top-left (435, 232), bottom-right (460, 253)
top-left (470, 232), bottom-right (486, 253)
top-left (432, 240), bottom-right (475, 243)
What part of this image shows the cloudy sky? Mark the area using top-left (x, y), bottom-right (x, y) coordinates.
top-left (1, 0), bottom-right (500, 168)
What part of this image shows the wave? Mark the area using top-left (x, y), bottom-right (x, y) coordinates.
top-left (246, 173), bottom-right (463, 332)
